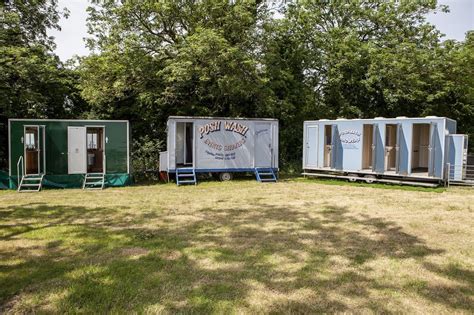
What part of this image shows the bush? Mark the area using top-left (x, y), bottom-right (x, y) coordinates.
top-left (131, 135), bottom-right (163, 182)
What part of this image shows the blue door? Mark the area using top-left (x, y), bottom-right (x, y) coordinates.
top-left (305, 125), bottom-right (318, 168)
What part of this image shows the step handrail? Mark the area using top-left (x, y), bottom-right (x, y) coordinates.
top-left (16, 156), bottom-right (24, 188)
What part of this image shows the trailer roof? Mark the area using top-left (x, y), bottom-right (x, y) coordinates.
top-left (168, 116), bottom-right (278, 121)
top-left (305, 116), bottom-right (455, 123)
top-left (9, 119), bottom-right (129, 123)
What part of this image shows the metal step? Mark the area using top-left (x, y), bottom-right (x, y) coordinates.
top-left (255, 168), bottom-right (277, 183)
top-left (18, 174), bottom-right (44, 192)
top-left (83, 173), bottom-right (105, 190)
top-left (176, 168), bottom-right (197, 185)
top-left (84, 181), bottom-right (104, 185)
top-left (20, 183), bottom-right (41, 187)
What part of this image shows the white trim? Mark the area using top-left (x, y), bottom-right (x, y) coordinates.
top-left (304, 117), bottom-right (450, 123)
top-left (42, 125), bottom-right (46, 174)
top-left (167, 121), bottom-right (171, 172)
top-left (8, 120), bottom-right (11, 177)
top-left (172, 121), bottom-right (176, 170)
top-left (441, 119), bottom-right (446, 179)
top-left (168, 116), bottom-right (277, 122)
top-left (23, 125), bottom-right (41, 176)
top-left (9, 118), bottom-right (129, 123)
top-left (252, 123), bottom-right (256, 168)
top-left (127, 121), bottom-right (130, 174)
top-left (183, 122), bottom-right (187, 164)
top-left (85, 126), bottom-right (106, 174)
top-left (192, 122), bottom-right (196, 168)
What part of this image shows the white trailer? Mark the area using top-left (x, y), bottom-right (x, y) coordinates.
top-left (302, 116), bottom-right (470, 187)
top-left (160, 116), bottom-right (279, 185)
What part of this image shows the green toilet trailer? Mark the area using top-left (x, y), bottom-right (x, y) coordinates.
top-left (8, 119), bottom-right (131, 191)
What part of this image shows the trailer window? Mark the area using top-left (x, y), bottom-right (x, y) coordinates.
top-left (87, 133), bottom-right (98, 149)
top-left (25, 132), bottom-right (36, 149)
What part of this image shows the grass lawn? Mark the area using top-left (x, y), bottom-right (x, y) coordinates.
top-left (1, 179), bottom-right (473, 313)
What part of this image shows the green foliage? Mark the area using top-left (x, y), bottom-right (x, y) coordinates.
top-left (131, 135), bottom-right (163, 181)
top-left (80, 0), bottom-right (474, 167)
top-left (2, 0), bottom-right (474, 170)
top-left (0, 0), bottom-right (87, 169)
top-left (79, 0), bottom-right (273, 161)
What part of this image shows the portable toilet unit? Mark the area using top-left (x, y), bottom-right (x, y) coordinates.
top-left (8, 119), bottom-right (131, 191)
top-left (160, 116), bottom-right (279, 184)
top-left (302, 116), bottom-right (469, 186)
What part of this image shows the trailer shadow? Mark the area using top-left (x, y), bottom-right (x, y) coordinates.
top-left (0, 201), bottom-right (472, 313)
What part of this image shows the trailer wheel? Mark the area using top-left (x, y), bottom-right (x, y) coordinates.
top-left (364, 175), bottom-right (376, 184)
top-left (219, 172), bottom-right (233, 181)
top-left (347, 173), bottom-right (358, 182)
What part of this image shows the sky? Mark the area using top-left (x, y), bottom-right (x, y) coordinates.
top-left (48, 0), bottom-right (474, 62)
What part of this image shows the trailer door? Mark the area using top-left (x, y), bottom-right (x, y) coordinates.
top-left (68, 126), bottom-right (87, 174)
top-left (255, 123), bottom-right (273, 168)
top-left (305, 124), bottom-right (318, 168)
top-left (428, 122), bottom-right (436, 177)
top-left (372, 124), bottom-right (384, 173)
top-left (447, 134), bottom-right (468, 181)
top-left (395, 123), bottom-right (401, 173)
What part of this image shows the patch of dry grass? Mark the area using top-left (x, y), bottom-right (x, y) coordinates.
top-left (0, 179), bottom-right (473, 313)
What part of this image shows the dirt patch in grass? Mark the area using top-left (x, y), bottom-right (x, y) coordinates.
top-left (0, 182), bottom-right (473, 313)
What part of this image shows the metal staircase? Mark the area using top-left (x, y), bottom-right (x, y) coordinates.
top-left (16, 156), bottom-right (44, 192)
top-left (255, 168), bottom-right (277, 183)
top-left (176, 168), bottom-right (197, 186)
top-left (83, 173), bottom-right (105, 190)
top-left (18, 174), bottom-right (44, 192)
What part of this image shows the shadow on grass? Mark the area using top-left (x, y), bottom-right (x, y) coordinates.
top-left (287, 177), bottom-right (446, 193)
top-left (0, 202), bottom-right (471, 313)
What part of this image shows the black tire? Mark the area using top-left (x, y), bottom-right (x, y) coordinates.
top-left (219, 172), bottom-right (233, 181)
top-left (364, 175), bottom-right (376, 184)
top-left (347, 173), bottom-right (358, 182)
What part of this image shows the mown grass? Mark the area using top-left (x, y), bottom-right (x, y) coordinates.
top-left (0, 180), bottom-right (473, 313)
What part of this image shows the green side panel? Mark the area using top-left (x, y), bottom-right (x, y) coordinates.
top-left (8, 173), bottom-right (132, 189)
top-left (0, 170), bottom-right (9, 189)
top-left (9, 120), bottom-right (129, 177)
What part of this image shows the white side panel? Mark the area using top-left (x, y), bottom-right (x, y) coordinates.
top-left (159, 151), bottom-right (168, 172)
top-left (167, 118), bottom-right (278, 170)
top-left (273, 121), bottom-right (279, 169)
top-left (67, 127), bottom-right (87, 174)
top-left (167, 121), bottom-right (176, 170)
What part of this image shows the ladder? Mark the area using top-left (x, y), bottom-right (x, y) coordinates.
top-left (18, 174), bottom-right (44, 192)
top-left (83, 173), bottom-right (105, 190)
top-left (176, 168), bottom-right (197, 186)
top-left (255, 168), bottom-right (277, 183)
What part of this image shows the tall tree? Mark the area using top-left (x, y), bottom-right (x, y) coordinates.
top-left (80, 0), bottom-right (274, 171)
top-left (80, 0), bottom-right (474, 170)
top-left (0, 0), bottom-right (87, 169)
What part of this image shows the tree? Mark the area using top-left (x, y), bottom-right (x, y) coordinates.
top-left (0, 0), bottom-right (86, 169)
top-left (80, 0), bottom-right (274, 171)
top-left (80, 0), bottom-right (474, 170)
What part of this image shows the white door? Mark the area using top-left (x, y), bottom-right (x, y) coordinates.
top-left (255, 123), bottom-right (273, 168)
top-left (68, 127), bottom-right (87, 174)
top-left (305, 125), bottom-right (318, 167)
